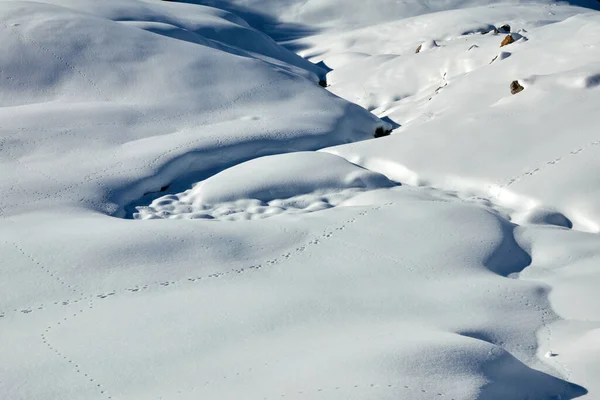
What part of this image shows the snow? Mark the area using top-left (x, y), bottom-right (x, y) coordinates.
top-left (314, 8), bottom-right (600, 232)
top-left (134, 151), bottom-right (394, 220)
top-left (0, 0), bottom-right (386, 218)
top-left (2, 0), bottom-right (600, 399)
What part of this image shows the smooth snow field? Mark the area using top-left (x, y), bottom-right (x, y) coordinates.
top-left (2, 1), bottom-right (600, 399)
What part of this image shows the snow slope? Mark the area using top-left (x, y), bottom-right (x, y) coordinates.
top-left (2, 0), bottom-right (600, 399)
top-left (310, 7), bottom-right (600, 231)
top-left (298, 1), bottom-right (600, 396)
top-left (181, 0), bottom-right (600, 30)
top-left (0, 0), bottom-right (386, 217)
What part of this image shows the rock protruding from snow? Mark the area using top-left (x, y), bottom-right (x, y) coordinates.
top-left (499, 24), bottom-right (511, 33)
top-left (490, 51), bottom-right (511, 64)
top-left (510, 80), bottom-right (525, 94)
top-left (374, 127), bottom-right (392, 138)
top-left (416, 39), bottom-right (439, 54)
top-left (500, 34), bottom-right (515, 47)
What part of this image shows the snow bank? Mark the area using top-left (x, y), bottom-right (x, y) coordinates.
top-left (134, 152), bottom-right (393, 220)
top-left (189, 152), bottom-right (393, 204)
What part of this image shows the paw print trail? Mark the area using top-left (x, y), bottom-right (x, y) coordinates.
top-left (41, 297), bottom-right (115, 399)
top-left (37, 203), bottom-right (392, 400)
top-left (500, 137), bottom-right (600, 190)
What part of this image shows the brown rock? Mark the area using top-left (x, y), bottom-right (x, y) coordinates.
top-left (415, 44), bottom-right (422, 54)
top-left (500, 34), bottom-right (515, 47)
top-left (510, 80), bottom-right (524, 95)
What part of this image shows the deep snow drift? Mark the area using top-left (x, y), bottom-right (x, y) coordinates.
top-left (134, 151), bottom-right (394, 220)
top-left (2, 1), bottom-right (600, 399)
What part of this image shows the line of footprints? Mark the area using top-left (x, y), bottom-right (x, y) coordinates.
top-left (503, 138), bottom-right (600, 189)
top-left (3, 204), bottom-right (390, 320)
top-left (263, 384), bottom-right (448, 399)
top-left (41, 297), bottom-right (115, 399)
top-left (15, 204), bottom-right (391, 400)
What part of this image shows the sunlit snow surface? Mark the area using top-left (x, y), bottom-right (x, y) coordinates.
top-left (2, 0), bottom-right (600, 399)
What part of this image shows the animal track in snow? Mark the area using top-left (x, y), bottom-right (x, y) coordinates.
top-left (0, 211), bottom-right (88, 319)
top-left (41, 296), bottom-right (113, 399)
top-left (36, 204), bottom-right (387, 399)
top-left (498, 282), bottom-right (574, 387)
top-left (224, 381), bottom-right (450, 400)
top-left (501, 137), bottom-right (600, 189)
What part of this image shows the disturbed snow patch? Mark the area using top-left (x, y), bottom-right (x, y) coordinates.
top-left (133, 152), bottom-right (395, 220)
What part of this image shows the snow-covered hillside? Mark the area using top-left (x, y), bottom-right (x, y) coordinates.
top-left (2, 0), bottom-right (600, 399)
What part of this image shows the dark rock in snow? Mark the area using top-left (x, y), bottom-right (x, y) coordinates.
top-left (318, 79), bottom-right (328, 87)
top-left (499, 24), bottom-right (511, 33)
top-left (510, 80), bottom-right (524, 95)
top-left (374, 127), bottom-right (392, 138)
top-left (415, 44), bottom-right (422, 54)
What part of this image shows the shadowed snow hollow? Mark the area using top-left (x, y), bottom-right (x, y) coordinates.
top-left (134, 152), bottom-right (394, 220)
